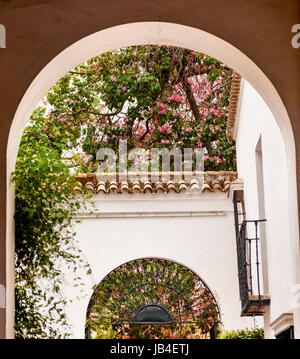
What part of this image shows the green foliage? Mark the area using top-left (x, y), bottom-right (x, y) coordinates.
top-left (217, 327), bottom-right (264, 339)
top-left (92, 323), bottom-right (204, 339)
top-left (13, 107), bottom-right (91, 338)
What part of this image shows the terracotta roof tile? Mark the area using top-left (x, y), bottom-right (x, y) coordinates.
top-left (226, 71), bottom-right (242, 140)
top-left (74, 171), bottom-right (237, 195)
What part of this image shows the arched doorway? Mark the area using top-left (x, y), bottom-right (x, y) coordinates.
top-left (6, 22), bottom-right (299, 338)
top-left (85, 258), bottom-right (220, 339)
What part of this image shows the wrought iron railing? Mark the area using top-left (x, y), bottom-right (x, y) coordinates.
top-left (233, 191), bottom-right (270, 316)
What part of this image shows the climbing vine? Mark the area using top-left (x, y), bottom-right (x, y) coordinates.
top-left (13, 107), bottom-right (91, 338)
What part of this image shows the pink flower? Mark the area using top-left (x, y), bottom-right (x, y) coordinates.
top-left (161, 139), bottom-right (169, 145)
top-left (214, 156), bottom-right (223, 164)
top-left (43, 127), bottom-right (48, 132)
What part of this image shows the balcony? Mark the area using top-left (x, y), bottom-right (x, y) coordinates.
top-left (233, 191), bottom-right (270, 316)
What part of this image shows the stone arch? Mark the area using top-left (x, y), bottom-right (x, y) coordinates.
top-left (6, 21), bottom-right (299, 337)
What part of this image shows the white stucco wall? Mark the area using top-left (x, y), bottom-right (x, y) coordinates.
top-left (62, 191), bottom-right (257, 338)
top-left (236, 80), bottom-right (294, 338)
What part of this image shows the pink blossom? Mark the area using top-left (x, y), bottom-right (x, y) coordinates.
top-left (161, 139), bottom-right (169, 145)
top-left (214, 156), bottom-right (223, 164)
top-left (157, 102), bottom-right (168, 114)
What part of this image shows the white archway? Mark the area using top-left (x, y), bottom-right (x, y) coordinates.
top-left (6, 21), bottom-right (300, 338)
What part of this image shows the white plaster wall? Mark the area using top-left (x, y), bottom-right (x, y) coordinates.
top-left (62, 191), bottom-right (256, 338)
top-left (236, 80), bottom-right (293, 338)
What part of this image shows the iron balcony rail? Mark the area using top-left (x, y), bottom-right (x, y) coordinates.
top-left (235, 219), bottom-right (270, 316)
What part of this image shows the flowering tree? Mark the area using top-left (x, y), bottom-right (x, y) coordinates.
top-left (44, 45), bottom-right (236, 172)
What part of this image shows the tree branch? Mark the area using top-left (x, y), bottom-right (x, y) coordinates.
top-left (182, 76), bottom-right (213, 155)
top-left (72, 102), bottom-right (125, 119)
